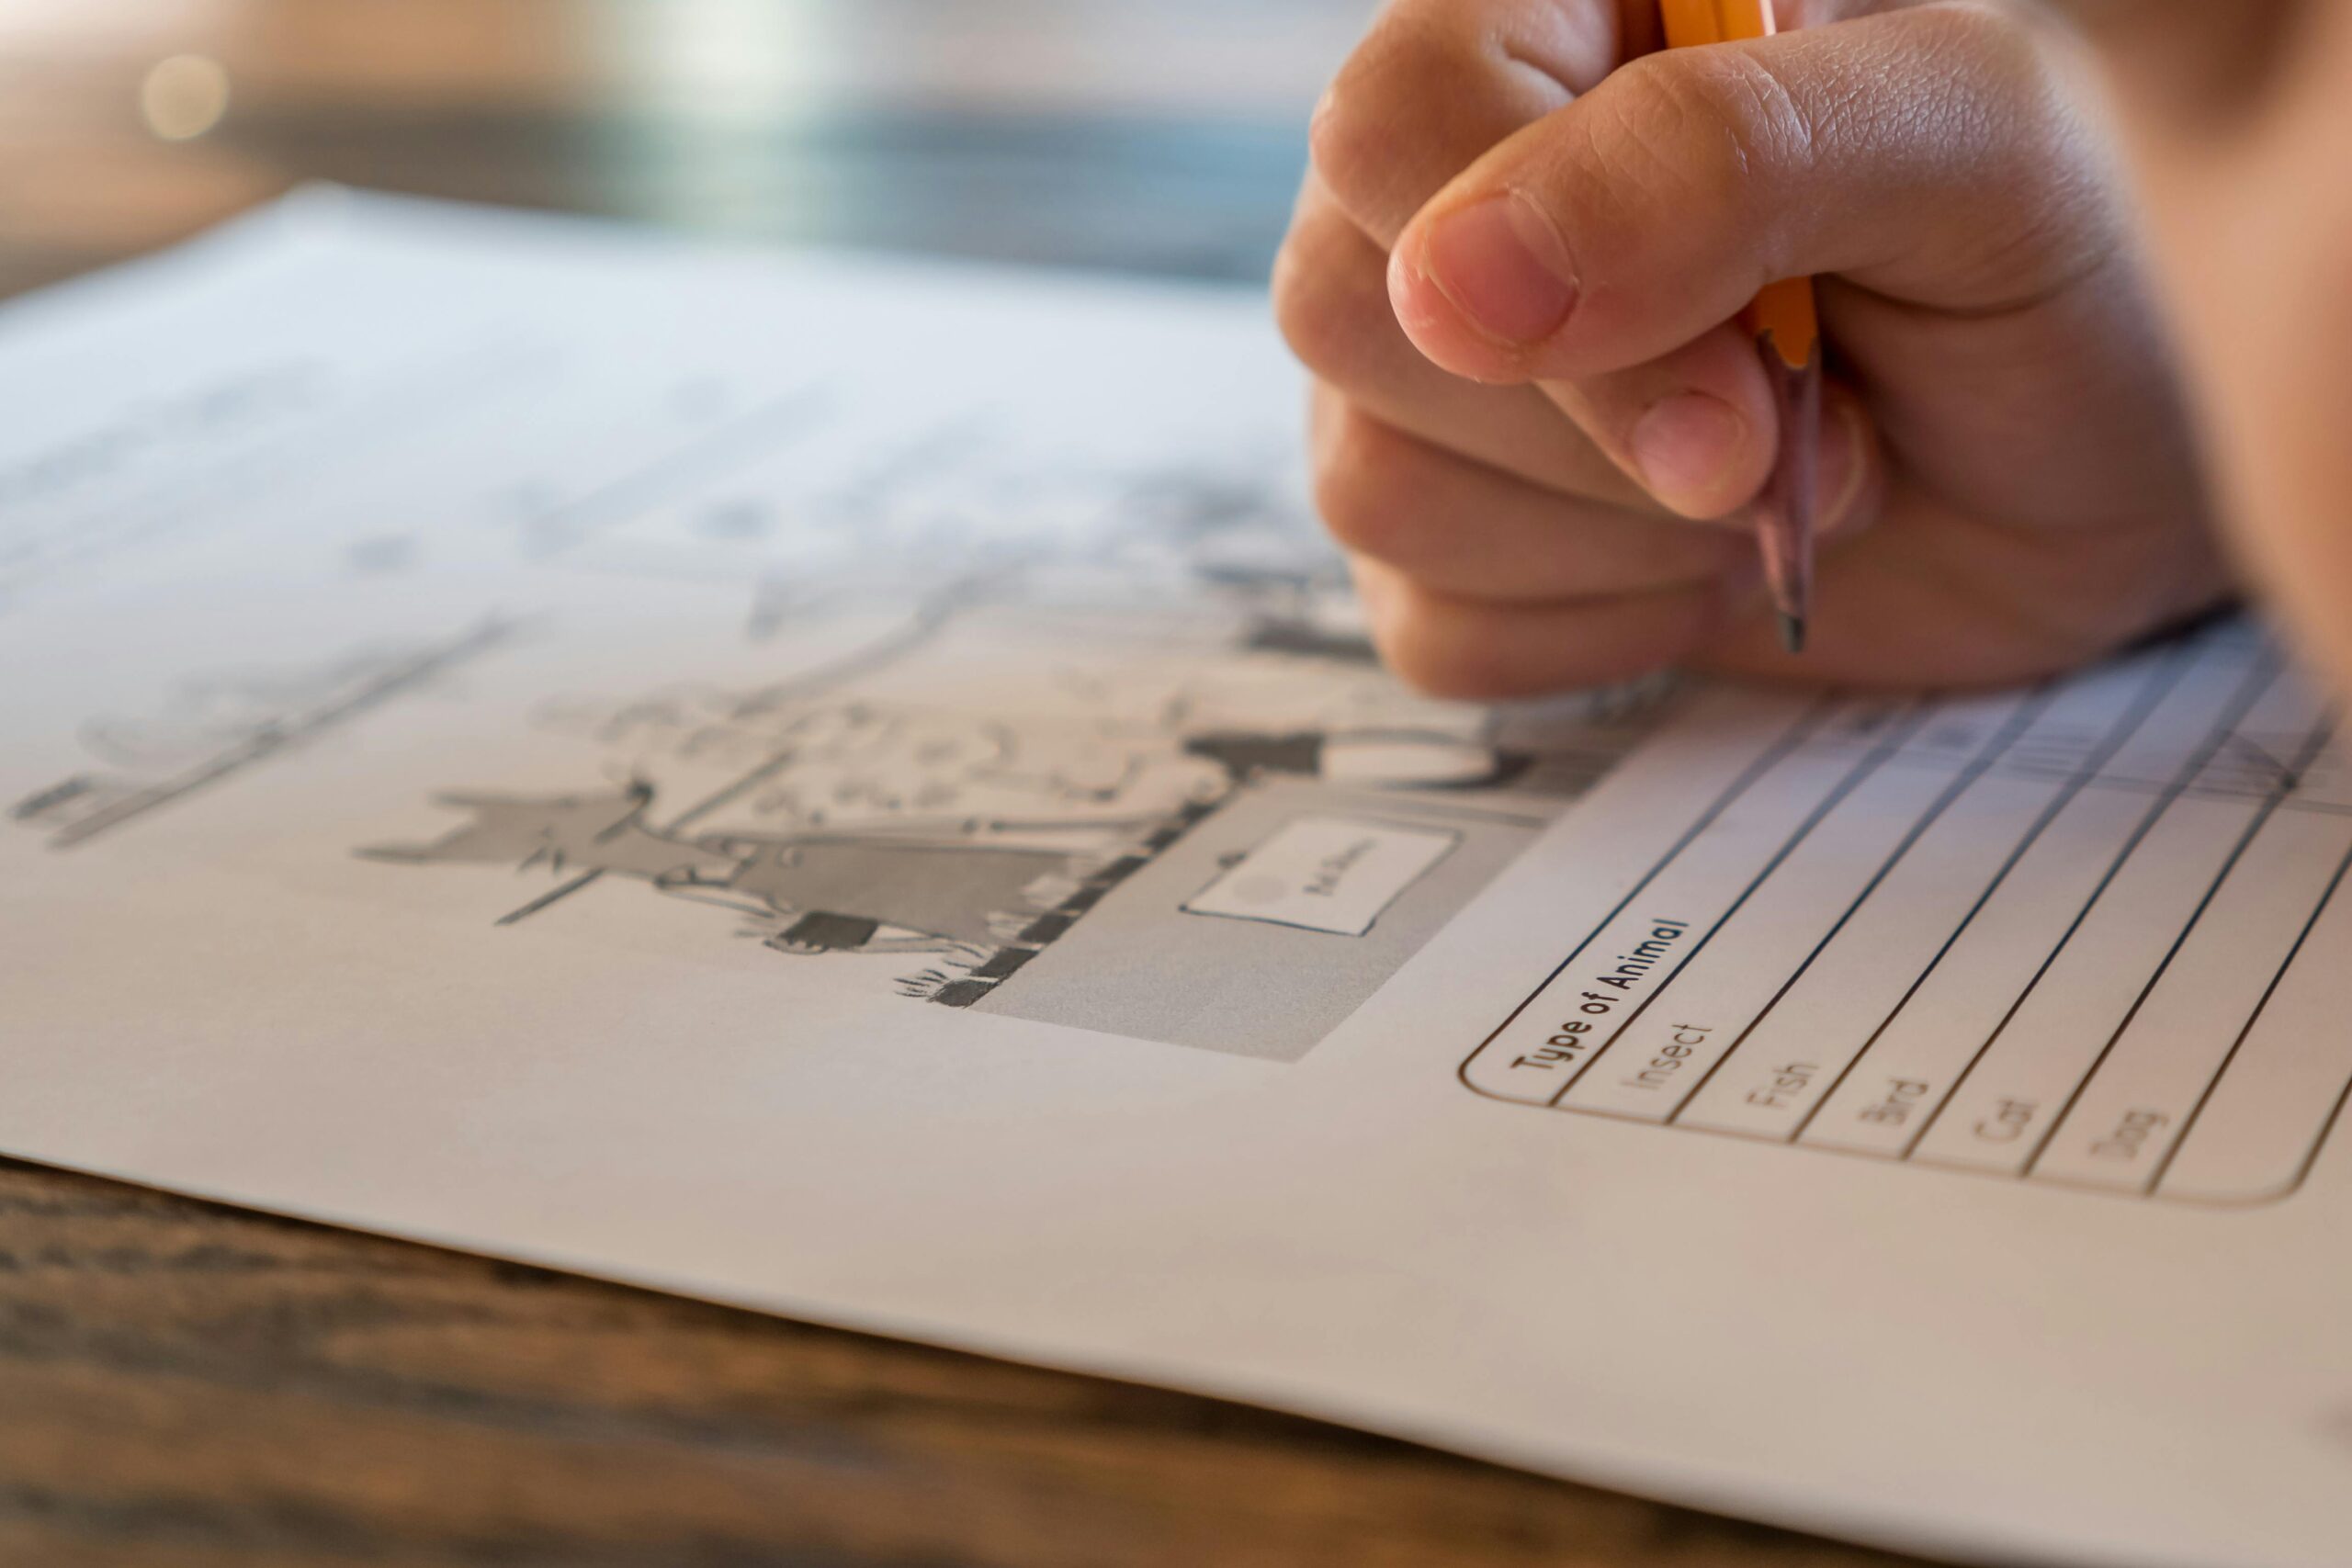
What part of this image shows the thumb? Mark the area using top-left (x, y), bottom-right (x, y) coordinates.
top-left (1386, 3), bottom-right (2120, 382)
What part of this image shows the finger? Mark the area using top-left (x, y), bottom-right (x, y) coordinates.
top-left (1549, 355), bottom-right (1886, 527)
top-left (1310, 394), bottom-right (1753, 600)
top-left (1288, 155), bottom-right (1841, 525)
top-left (1312, 0), bottom-right (1911, 249)
top-left (1281, 176), bottom-right (1888, 535)
top-left (1303, 94), bottom-right (1824, 523)
top-left (1542, 325), bottom-right (1783, 519)
top-left (1387, 3), bottom-right (2124, 382)
top-left (1351, 556), bottom-right (1729, 699)
top-left (1275, 178), bottom-right (1653, 508)
top-left (1309, 0), bottom-right (1633, 248)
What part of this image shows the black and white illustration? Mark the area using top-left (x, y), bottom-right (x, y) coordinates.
top-left (358, 574), bottom-right (1667, 1060)
top-left (380, 433), bottom-right (1664, 1058)
top-left (6, 246), bottom-right (1669, 1063)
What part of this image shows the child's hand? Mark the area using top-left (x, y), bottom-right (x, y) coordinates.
top-left (1275, 0), bottom-right (2233, 695)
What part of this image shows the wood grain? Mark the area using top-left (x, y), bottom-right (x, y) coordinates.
top-left (0, 1158), bottom-right (1941, 1567)
top-left (0, 5), bottom-right (1957, 1563)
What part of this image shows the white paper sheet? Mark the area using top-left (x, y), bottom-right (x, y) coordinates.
top-left (4, 193), bottom-right (2348, 1568)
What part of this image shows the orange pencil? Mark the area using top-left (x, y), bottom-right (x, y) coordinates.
top-left (1657, 0), bottom-right (1822, 654)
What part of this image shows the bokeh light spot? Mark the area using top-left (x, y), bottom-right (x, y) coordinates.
top-left (140, 54), bottom-right (232, 141)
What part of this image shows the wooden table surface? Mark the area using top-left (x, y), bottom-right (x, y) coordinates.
top-left (0, 6), bottom-right (1951, 1564)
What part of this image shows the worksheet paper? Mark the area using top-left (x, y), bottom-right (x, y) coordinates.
top-left (4, 193), bottom-right (2348, 1568)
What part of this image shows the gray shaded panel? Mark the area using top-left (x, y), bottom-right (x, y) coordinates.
top-left (977, 779), bottom-right (1546, 1060)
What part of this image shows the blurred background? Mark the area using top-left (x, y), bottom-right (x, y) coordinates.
top-left (0, 0), bottom-right (1377, 299)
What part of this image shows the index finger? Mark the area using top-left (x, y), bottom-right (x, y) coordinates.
top-left (1309, 0), bottom-right (1651, 248)
top-left (1387, 3), bottom-right (2122, 382)
top-left (1308, 1), bottom-right (1906, 250)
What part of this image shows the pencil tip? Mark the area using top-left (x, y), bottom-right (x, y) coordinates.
top-left (1778, 612), bottom-right (1808, 656)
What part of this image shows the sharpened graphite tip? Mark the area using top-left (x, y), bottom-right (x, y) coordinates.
top-left (1778, 612), bottom-right (1809, 656)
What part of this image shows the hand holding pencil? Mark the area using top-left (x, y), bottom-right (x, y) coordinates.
top-left (1279, 0), bottom-right (2232, 693)
top-left (1657, 0), bottom-right (1822, 656)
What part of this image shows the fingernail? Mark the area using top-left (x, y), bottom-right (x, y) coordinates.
top-left (1630, 392), bottom-right (1747, 514)
top-left (1415, 193), bottom-right (1579, 347)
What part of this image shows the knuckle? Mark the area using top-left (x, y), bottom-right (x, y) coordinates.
top-left (1598, 49), bottom-right (1815, 227)
top-left (1310, 411), bottom-right (1426, 562)
top-left (1306, 80), bottom-right (1382, 217)
top-left (1379, 609), bottom-right (1515, 703)
top-left (1924, 3), bottom-right (2128, 278)
top-left (1724, 3), bottom-right (2126, 311)
top-left (1922, 0), bottom-right (2043, 83)
top-left (1270, 221), bottom-right (1367, 383)
top-left (1902, 2), bottom-right (2059, 147)
top-left (1308, 59), bottom-right (1422, 223)
top-left (1311, 0), bottom-right (1509, 227)
top-left (1306, 4), bottom-right (1445, 215)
